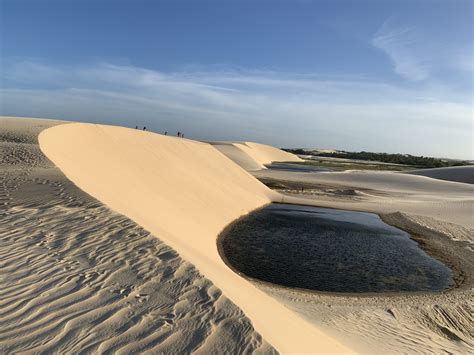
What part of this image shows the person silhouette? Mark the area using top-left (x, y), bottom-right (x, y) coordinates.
top-left (164, 131), bottom-right (167, 135)
top-left (143, 126), bottom-right (146, 131)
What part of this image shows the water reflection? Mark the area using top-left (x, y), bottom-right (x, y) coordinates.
top-left (220, 204), bottom-right (453, 293)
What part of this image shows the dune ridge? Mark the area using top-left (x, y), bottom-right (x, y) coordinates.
top-left (39, 123), bottom-right (351, 353)
top-left (210, 141), bottom-right (302, 171)
top-left (406, 166), bottom-right (474, 184)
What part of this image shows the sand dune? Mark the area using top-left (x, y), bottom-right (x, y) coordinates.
top-left (209, 143), bottom-right (264, 171)
top-left (0, 117), bottom-right (275, 353)
top-left (39, 122), bottom-right (351, 353)
top-left (5, 116), bottom-right (472, 353)
top-left (406, 166), bottom-right (474, 184)
top-left (255, 169), bottom-right (474, 229)
top-left (210, 141), bottom-right (302, 171)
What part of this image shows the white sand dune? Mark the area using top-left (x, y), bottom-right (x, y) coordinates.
top-left (0, 117), bottom-right (276, 354)
top-left (5, 116), bottom-right (472, 354)
top-left (39, 122), bottom-right (351, 353)
top-left (406, 166), bottom-right (474, 184)
top-left (209, 141), bottom-right (302, 171)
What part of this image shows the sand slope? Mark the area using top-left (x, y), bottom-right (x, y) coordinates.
top-left (406, 166), bottom-right (474, 184)
top-left (210, 141), bottom-right (302, 171)
top-left (0, 117), bottom-right (275, 353)
top-left (39, 123), bottom-right (351, 353)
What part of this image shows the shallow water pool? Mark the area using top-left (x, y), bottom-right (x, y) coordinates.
top-left (265, 162), bottom-right (331, 173)
top-left (219, 204), bottom-right (453, 293)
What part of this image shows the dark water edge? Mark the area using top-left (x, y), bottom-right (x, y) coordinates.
top-left (219, 204), bottom-right (453, 293)
top-left (265, 162), bottom-right (331, 173)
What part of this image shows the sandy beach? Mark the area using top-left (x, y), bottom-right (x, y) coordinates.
top-left (1, 116), bottom-right (473, 353)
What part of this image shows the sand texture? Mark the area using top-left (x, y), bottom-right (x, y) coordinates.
top-left (210, 141), bottom-right (302, 171)
top-left (406, 166), bottom-right (474, 184)
top-left (38, 122), bottom-right (351, 353)
top-left (0, 117), bottom-right (276, 354)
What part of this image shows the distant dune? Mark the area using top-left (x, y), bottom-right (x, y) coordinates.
top-left (254, 168), bottom-right (474, 229)
top-left (209, 141), bottom-right (302, 171)
top-left (406, 166), bottom-right (474, 184)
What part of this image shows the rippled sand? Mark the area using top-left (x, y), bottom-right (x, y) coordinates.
top-left (0, 118), bottom-right (275, 354)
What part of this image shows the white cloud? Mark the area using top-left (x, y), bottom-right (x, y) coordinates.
top-left (372, 19), bottom-right (473, 86)
top-left (0, 60), bottom-right (472, 159)
top-left (372, 21), bottom-right (431, 81)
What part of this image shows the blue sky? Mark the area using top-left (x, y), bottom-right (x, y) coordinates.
top-left (1, 0), bottom-right (472, 159)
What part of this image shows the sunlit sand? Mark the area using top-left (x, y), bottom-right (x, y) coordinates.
top-left (1, 116), bottom-right (472, 353)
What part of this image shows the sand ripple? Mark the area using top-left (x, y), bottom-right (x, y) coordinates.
top-left (0, 118), bottom-right (275, 354)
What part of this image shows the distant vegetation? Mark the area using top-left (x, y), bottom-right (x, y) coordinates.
top-left (283, 149), bottom-right (472, 169)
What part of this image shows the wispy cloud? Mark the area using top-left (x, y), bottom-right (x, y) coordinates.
top-left (372, 20), bottom-right (431, 81)
top-left (0, 60), bottom-right (472, 159)
top-left (372, 19), bottom-right (473, 85)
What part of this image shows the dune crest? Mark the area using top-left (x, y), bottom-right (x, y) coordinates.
top-left (39, 123), bottom-right (351, 353)
top-left (210, 141), bottom-right (302, 171)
